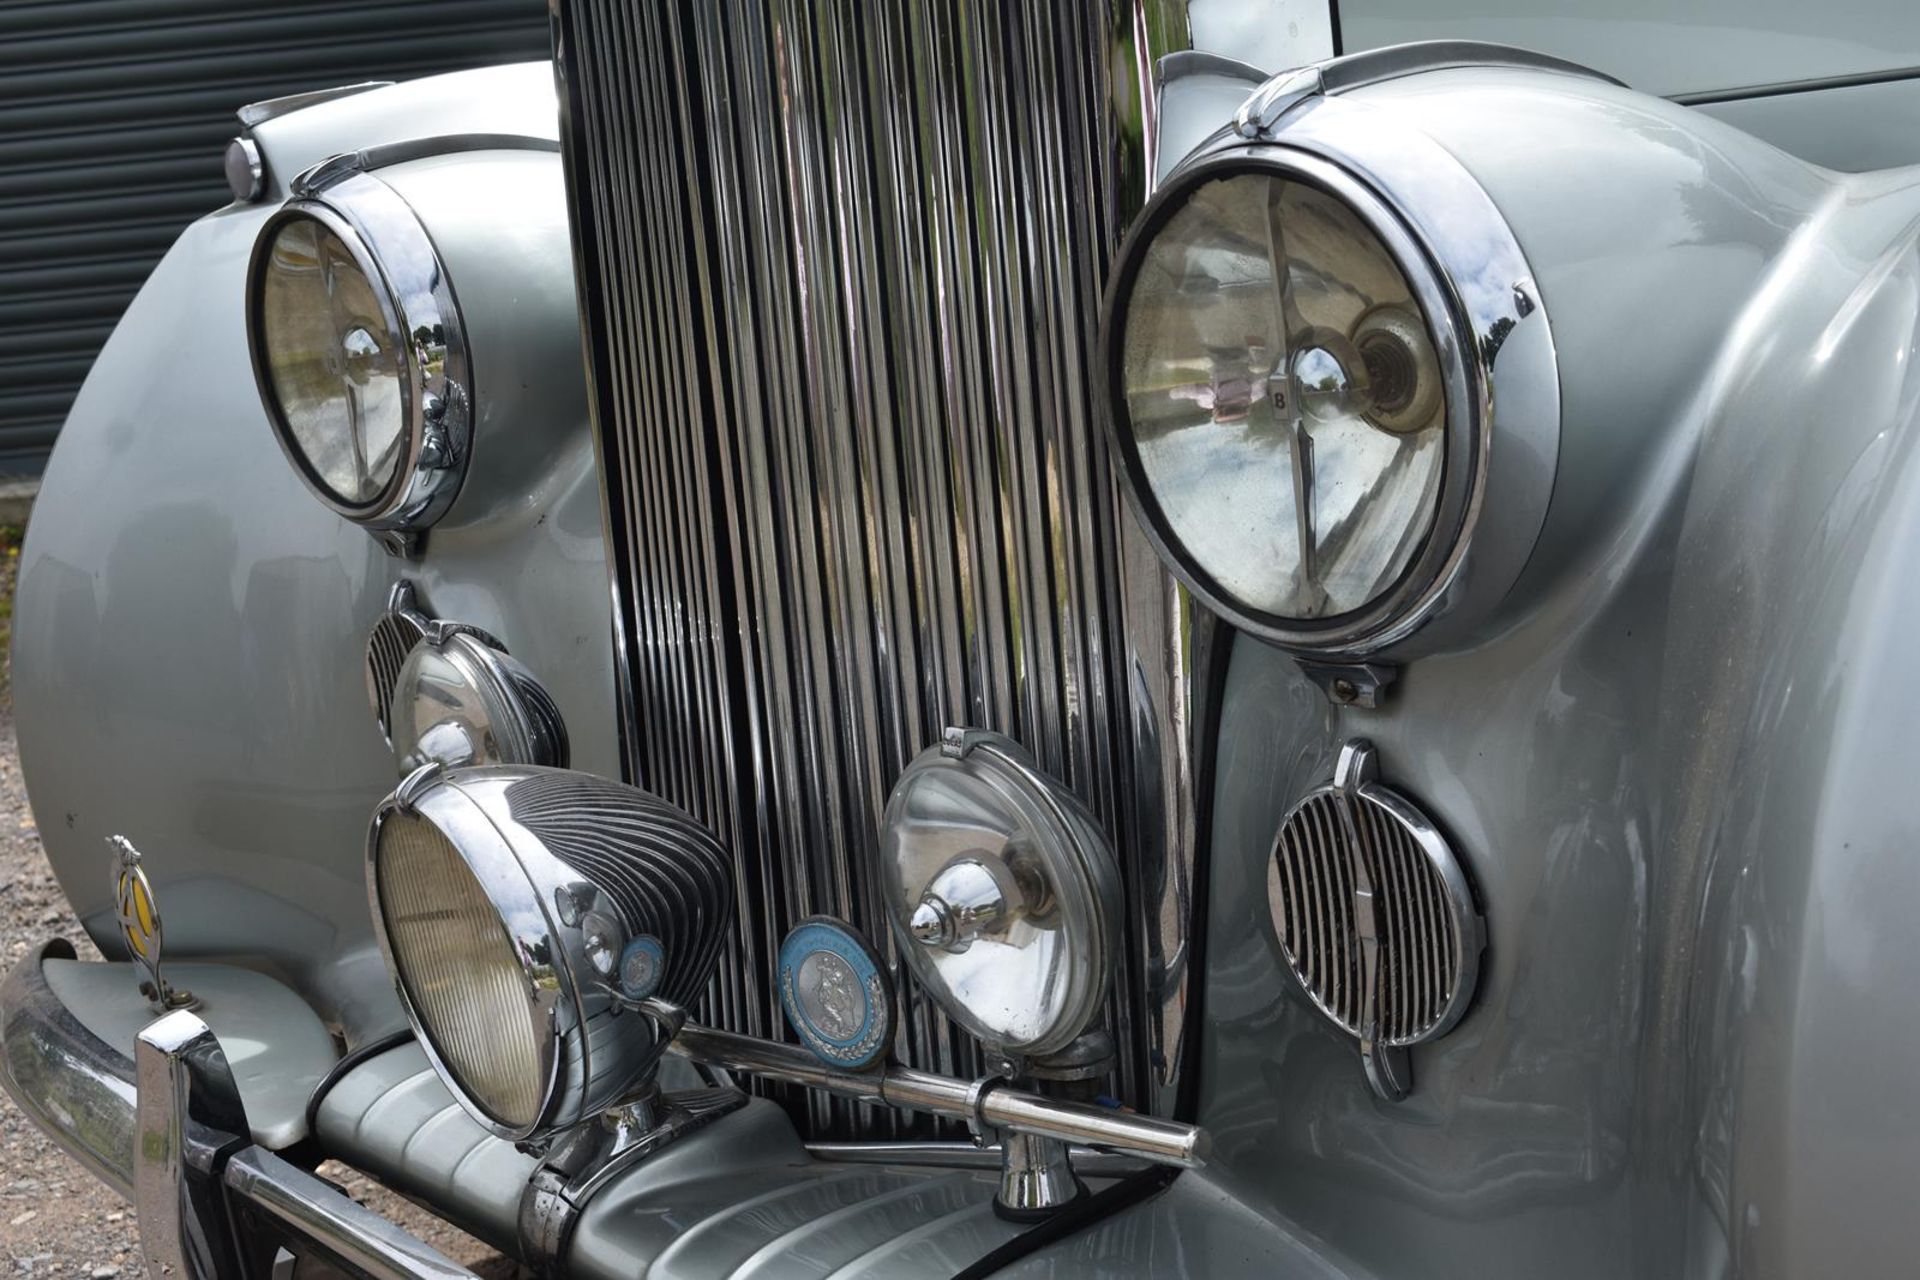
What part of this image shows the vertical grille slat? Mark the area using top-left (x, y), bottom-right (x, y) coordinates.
top-left (556, 0), bottom-right (1151, 1139)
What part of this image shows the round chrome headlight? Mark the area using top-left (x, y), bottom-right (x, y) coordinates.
top-left (879, 730), bottom-right (1120, 1061)
top-left (1102, 105), bottom-right (1559, 656)
top-left (369, 765), bottom-right (733, 1140)
top-left (247, 172), bottom-right (470, 537)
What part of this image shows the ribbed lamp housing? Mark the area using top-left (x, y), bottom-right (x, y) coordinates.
top-left (370, 764), bottom-right (734, 1140)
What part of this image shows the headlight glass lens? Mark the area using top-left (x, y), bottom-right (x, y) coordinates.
top-left (375, 811), bottom-right (545, 1129)
top-left (257, 214), bottom-right (408, 507)
top-left (1120, 171), bottom-right (1445, 621)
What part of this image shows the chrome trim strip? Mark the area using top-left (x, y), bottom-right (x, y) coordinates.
top-left (1669, 61), bottom-right (1920, 105)
top-left (1314, 39), bottom-right (1623, 94)
top-left (0, 939), bottom-right (137, 1200)
top-left (225, 1148), bottom-right (480, 1280)
top-left (237, 82), bottom-right (395, 129)
top-left (290, 135), bottom-right (562, 197)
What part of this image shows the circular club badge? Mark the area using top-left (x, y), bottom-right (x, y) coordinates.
top-left (778, 917), bottom-right (894, 1071)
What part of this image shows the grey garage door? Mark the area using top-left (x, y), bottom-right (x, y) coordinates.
top-left (0, 0), bottom-right (551, 473)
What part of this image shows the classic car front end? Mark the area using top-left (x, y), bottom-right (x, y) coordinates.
top-left (6, 1), bottom-right (1920, 1277)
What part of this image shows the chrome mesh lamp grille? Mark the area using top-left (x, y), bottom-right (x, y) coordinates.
top-left (1268, 740), bottom-right (1482, 1099)
top-left (366, 608), bottom-right (427, 746)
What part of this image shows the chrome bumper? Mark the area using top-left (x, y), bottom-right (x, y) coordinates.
top-left (0, 940), bottom-right (475, 1280)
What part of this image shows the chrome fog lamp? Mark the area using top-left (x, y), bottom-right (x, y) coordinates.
top-left (367, 764), bottom-right (732, 1140)
top-left (365, 582), bottom-right (568, 774)
top-left (1101, 83), bottom-right (1558, 656)
top-left (879, 729), bottom-right (1120, 1062)
top-left (246, 172), bottom-right (469, 539)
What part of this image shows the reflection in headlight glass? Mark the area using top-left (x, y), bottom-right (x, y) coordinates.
top-left (259, 215), bottom-right (407, 506)
top-left (1121, 172), bottom-right (1445, 620)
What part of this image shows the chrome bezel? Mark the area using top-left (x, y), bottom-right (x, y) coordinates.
top-left (245, 170), bottom-right (472, 536)
top-left (367, 772), bottom-right (563, 1140)
top-left (1100, 91), bottom-right (1560, 658)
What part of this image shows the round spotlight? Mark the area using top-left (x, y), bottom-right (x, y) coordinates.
top-left (878, 729), bottom-right (1120, 1061)
top-left (1100, 100), bottom-right (1559, 656)
top-left (246, 172), bottom-right (470, 536)
top-left (364, 582), bottom-right (568, 774)
top-left (368, 764), bottom-right (732, 1140)
top-left (388, 628), bottom-right (568, 773)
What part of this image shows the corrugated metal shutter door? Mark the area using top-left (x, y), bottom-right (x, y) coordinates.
top-left (0, 0), bottom-right (551, 472)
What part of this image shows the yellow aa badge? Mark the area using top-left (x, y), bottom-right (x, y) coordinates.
top-left (108, 835), bottom-right (196, 1013)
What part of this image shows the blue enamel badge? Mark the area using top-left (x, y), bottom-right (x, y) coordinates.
top-left (778, 917), bottom-right (894, 1071)
top-left (617, 934), bottom-right (666, 1001)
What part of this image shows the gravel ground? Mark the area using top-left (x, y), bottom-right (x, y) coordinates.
top-left (0, 526), bottom-right (516, 1276)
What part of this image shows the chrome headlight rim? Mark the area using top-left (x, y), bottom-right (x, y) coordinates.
top-left (1101, 107), bottom-right (1559, 659)
top-left (245, 170), bottom-right (472, 533)
top-left (366, 772), bottom-right (565, 1141)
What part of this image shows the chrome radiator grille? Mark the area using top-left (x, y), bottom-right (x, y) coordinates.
top-left (553, 0), bottom-right (1173, 1138)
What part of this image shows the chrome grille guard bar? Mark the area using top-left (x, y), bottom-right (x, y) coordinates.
top-left (669, 1021), bottom-right (1209, 1169)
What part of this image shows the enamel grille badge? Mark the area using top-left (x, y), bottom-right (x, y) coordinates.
top-left (778, 917), bottom-right (894, 1072)
top-left (109, 835), bottom-right (196, 1013)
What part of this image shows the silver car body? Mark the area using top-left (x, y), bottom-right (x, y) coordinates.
top-left (8, 2), bottom-right (1920, 1276)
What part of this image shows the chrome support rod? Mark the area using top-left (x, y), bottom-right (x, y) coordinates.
top-left (669, 1023), bottom-right (1209, 1170)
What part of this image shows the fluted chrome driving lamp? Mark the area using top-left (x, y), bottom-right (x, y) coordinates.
top-left (367, 763), bottom-right (734, 1142)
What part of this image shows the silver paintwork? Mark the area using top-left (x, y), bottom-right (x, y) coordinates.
top-left (237, 82), bottom-right (395, 131)
top-left (1340, 0), bottom-right (1920, 99)
top-left (516, 1084), bottom-right (749, 1270)
top-left (46, 958), bottom-right (337, 1151)
top-left (16, 85), bottom-right (613, 1049)
top-left (312, 1040), bottom-right (1037, 1275)
top-left (248, 170), bottom-right (472, 540)
top-left (134, 1010), bottom-right (248, 1280)
top-left (1201, 59), bottom-right (1920, 1280)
